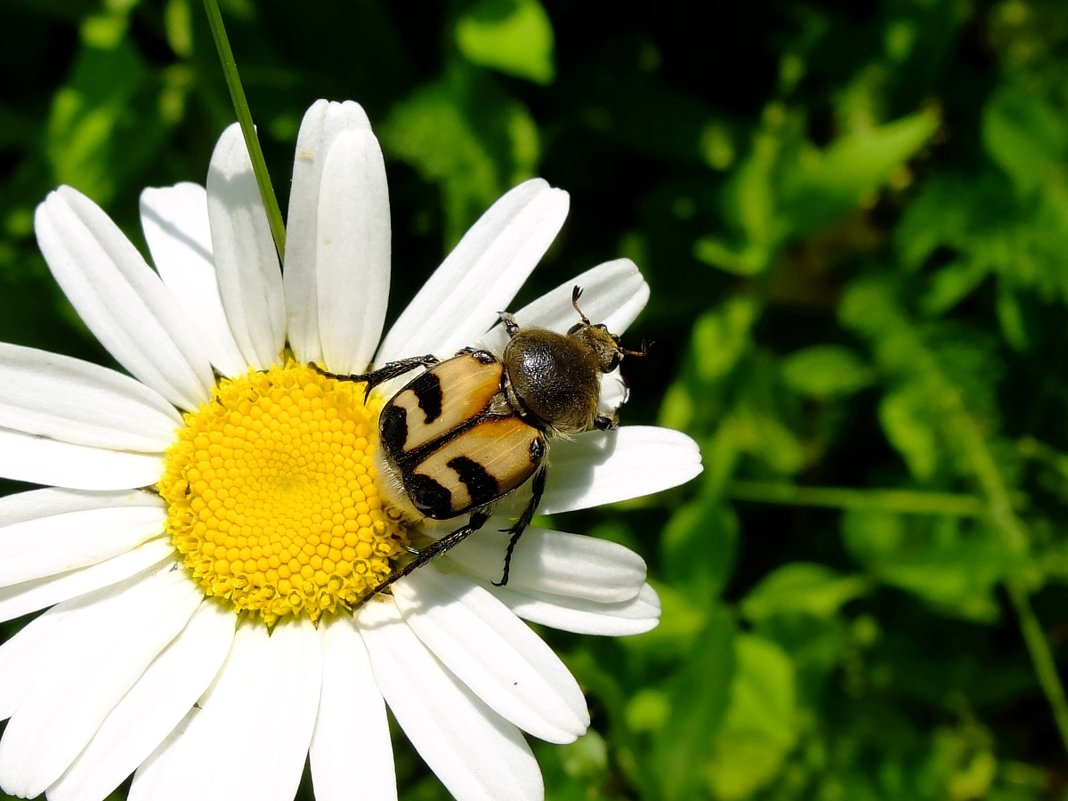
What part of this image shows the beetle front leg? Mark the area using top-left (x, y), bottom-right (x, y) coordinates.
top-left (594, 412), bottom-right (618, 431)
top-left (310, 355), bottom-right (439, 401)
top-left (494, 465), bottom-right (547, 587)
top-left (498, 311), bottom-right (521, 338)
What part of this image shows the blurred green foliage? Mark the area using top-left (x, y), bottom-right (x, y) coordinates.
top-left (2, 0), bottom-right (1068, 799)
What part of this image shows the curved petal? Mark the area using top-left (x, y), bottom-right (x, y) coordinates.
top-left (140, 183), bottom-right (247, 377)
top-left (0, 539), bottom-right (174, 624)
top-left (540, 426), bottom-right (703, 514)
top-left (495, 581), bottom-right (662, 636)
top-left (478, 258), bottom-right (649, 354)
top-left (206, 124), bottom-right (286, 370)
top-left (130, 620), bottom-right (321, 801)
top-left (34, 186), bottom-right (215, 409)
top-left (314, 129), bottom-right (391, 374)
top-left (0, 488), bottom-right (166, 588)
top-left (393, 568), bottom-right (588, 744)
top-left (357, 598), bottom-right (543, 801)
top-left (49, 600), bottom-right (236, 801)
top-left (309, 619), bottom-right (397, 801)
top-left (376, 179), bottom-right (569, 363)
top-left (0, 428), bottom-right (162, 490)
top-left (445, 525), bottom-right (647, 604)
top-left (0, 566), bottom-right (201, 799)
top-left (284, 100), bottom-right (375, 365)
top-left (0, 601), bottom-right (79, 720)
top-left (0, 343), bottom-right (180, 452)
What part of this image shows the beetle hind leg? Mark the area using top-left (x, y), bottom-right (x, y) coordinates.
top-left (493, 465), bottom-right (547, 587)
top-left (310, 355), bottom-right (439, 401)
top-left (358, 510), bottom-right (492, 602)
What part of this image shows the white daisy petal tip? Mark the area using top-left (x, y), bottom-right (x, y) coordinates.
top-left (498, 581), bottom-right (663, 637)
top-left (376, 176), bottom-right (570, 362)
top-left (541, 425), bottom-right (703, 515)
top-left (34, 186), bottom-right (216, 410)
top-left (448, 526), bottom-right (649, 604)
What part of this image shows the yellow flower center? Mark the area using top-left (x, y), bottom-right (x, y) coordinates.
top-left (158, 362), bottom-right (408, 626)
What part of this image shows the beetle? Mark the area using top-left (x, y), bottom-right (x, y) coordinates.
top-left (316, 286), bottom-right (647, 599)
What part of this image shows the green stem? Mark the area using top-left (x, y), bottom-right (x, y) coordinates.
top-left (937, 388), bottom-right (1068, 752)
top-left (1007, 581), bottom-right (1068, 750)
top-left (201, 0), bottom-right (287, 258)
top-left (726, 481), bottom-right (986, 517)
top-left (868, 300), bottom-right (1068, 758)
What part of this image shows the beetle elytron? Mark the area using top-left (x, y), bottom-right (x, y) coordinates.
top-left (316, 286), bottom-right (647, 599)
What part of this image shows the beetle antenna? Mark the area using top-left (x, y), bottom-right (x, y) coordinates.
top-left (621, 339), bottom-right (651, 358)
top-left (571, 285), bottom-right (592, 326)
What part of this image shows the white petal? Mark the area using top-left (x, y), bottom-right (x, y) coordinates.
top-left (0, 343), bottom-right (180, 452)
top-left (0, 603), bottom-right (75, 720)
top-left (0, 566), bottom-right (201, 798)
top-left (140, 183), bottom-right (248, 377)
top-left (357, 598), bottom-right (543, 801)
top-left (49, 600), bottom-right (236, 801)
top-left (0, 488), bottom-right (166, 587)
top-left (0, 539), bottom-right (174, 623)
top-left (313, 129), bottom-right (391, 373)
top-left (446, 525), bottom-right (647, 604)
top-left (284, 100), bottom-right (374, 365)
top-left (34, 186), bottom-right (215, 409)
top-left (376, 179), bottom-right (569, 363)
top-left (394, 568), bottom-right (588, 744)
top-left (130, 620), bottom-right (321, 801)
top-left (496, 582), bottom-right (662, 636)
top-left (206, 124), bottom-right (286, 370)
top-left (540, 426), bottom-right (703, 514)
top-left (310, 619), bottom-right (397, 801)
top-left (0, 430), bottom-right (162, 491)
top-left (478, 258), bottom-right (649, 354)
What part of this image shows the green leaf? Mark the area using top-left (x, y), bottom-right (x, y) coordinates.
top-left (781, 345), bottom-right (874, 399)
top-left (657, 294), bottom-right (758, 432)
top-left (735, 352), bottom-right (807, 475)
top-left (381, 67), bottom-right (540, 244)
top-left (982, 85), bottom-right (1066, 194)
top-left (778, 108), bottom-right (940, 238)
top-left (843, 510), bottom-right (1022, 621)
top-left (455, 0), bottom-right (555, 85)
top-left (46, 36), bottom-right (150, 202)
top-left (706, 634), bottom-right (799, 800)
top-left (740, 562), bottom-right (869, 621)
top-left (879, 385), bottom-right (940, 481)
top-left (661, 498), bottom-right (739, 600)
top-left (919, 258), bottom-right (990, 316)
top-left (652, 606), bottom-right (736, 801)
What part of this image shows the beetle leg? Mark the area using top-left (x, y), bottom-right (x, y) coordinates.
top-left (493, 465), bottom-right (547, 587)
top-left (358, 510), bottom-right (492, 602)
top-left (593, 413), bottom-right (618, 431)
top-left (310, 355), bottom-right (439, 401)
top-left (498, 311), bottom-right (521, 338)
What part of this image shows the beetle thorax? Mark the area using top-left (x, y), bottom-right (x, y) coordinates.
top-left (503, 328), bottom-right (602, 435)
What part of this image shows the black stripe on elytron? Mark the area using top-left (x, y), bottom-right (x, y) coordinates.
top-left (409, 371), bottom-right (443, 424)
top-left (448, 455), bottom-right (501, 510)
top-left (405, 473), bottom-right (454, 519)
top-left (379, 404), bottom-right (409, 458)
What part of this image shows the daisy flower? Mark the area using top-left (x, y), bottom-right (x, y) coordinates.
top-left (0, 99), bottom-right (702, 801)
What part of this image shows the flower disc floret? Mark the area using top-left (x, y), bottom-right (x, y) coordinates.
top-left (159, 362), bottom-right (408, 625)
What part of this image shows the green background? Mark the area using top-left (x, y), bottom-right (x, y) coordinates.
top-left (2, 0), bottom-right (1068, 799)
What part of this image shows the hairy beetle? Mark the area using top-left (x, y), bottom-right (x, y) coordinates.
top-left (317, 286), bottom-right (647, 599)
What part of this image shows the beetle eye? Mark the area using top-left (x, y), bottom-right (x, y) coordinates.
top-left (567, 322), bottom-right (584, 335)
top-left (594, 323), bottom-right (608, 332)
top-left (605, 352), bottom-right (621, 371)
